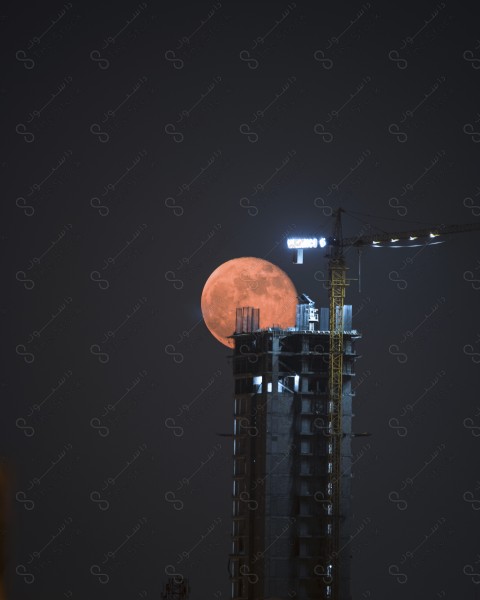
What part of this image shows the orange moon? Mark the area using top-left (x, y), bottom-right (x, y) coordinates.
top-left (201, 257), bottom-right (298, 347)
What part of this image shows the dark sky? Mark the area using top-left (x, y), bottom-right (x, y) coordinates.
top-left (2, 1), bottom-right (480, 599)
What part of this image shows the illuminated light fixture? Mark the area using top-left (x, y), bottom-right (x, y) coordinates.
top-left (429, 232), bottom-right (439, 238)
top-left (319, 237), bottom-right (327, 248)
top-left (372, 241), bottom-right (380, 244)
top-left (409, 236), bottom-right (417, 240)
top-left (391, 238), bottom-right (399, 242)
top-left (287, 238), bottom-right (318, 249)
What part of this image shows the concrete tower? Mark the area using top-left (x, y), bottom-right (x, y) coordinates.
top-left (229, 301), bottom-right (360, 600)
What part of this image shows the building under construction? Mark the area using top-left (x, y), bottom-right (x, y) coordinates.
top-left (229, 299), bottom-right (360, 600)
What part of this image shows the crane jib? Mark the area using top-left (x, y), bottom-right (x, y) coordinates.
top-left (342, 222), bottom-right (480, 247)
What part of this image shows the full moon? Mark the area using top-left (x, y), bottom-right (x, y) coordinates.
top-left (201, 257), bottom-right (298, 347)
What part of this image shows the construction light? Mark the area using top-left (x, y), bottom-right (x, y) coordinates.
top-left (409, 236), bottom-right (417, 240)
top-left (429, 232), bottom-right (439, 238)
top-left (287, 238), bottom-right (318, 249)
top-left (391, 238), bottom-right (399, 242)
top-left (319, 237), bottom-right (327, 248)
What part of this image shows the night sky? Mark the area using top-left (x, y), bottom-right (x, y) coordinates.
top-left (2, 1), bottom-right (480, 599)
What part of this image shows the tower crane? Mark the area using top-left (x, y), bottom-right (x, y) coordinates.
top-left (287, 209), bottom-right (480, 600)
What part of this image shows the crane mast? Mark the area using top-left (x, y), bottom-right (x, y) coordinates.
top-left (326, 210), bottom-right (348, 600)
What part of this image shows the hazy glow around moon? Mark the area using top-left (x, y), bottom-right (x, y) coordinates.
top-left (201, 257), bottom-right (298, 347)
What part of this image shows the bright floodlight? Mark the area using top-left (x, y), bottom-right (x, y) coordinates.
top-left (429, 232), bottom-right (439, 238)
top-left (287, 238), bottom-right (318, 249)
top-left (409, 236), bottom-right (417, 240)
top-left (391, 238), bottom-right (399, 242)
top-left (319, 237), bottom-right (327, 248)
